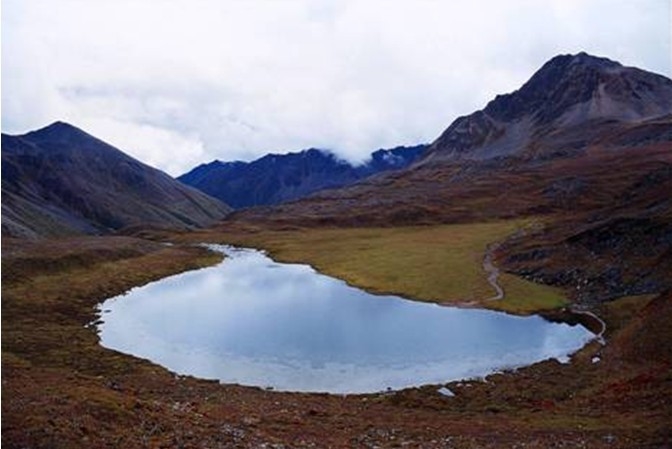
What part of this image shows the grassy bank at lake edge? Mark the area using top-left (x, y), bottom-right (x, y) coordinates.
top-left (179, 220), bottom-right (567, 315)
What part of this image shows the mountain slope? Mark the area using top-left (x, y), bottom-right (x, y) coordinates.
top-left (423, 52), bottom-right (672, 163)
top-left (178, 145), bottom-right (426, 208)
top-left (232, 53), bottom-right (672, 226)
top-left (2, 122), bottom-right (232, 238)
top-left (227, 52), bottom-right (672, 300)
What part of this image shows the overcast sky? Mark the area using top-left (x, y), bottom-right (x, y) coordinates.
top-left (3, 0), bottom-right (671, 175)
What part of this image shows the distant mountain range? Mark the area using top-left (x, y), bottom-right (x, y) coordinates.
top-left (2, 122), bottom-right (232, 238)
top-left (4, 49), bottom-right (671, 301)
top-left (1, 123), bottom-right (424, 238)
top-left (178, 145), bottom-right (426, 209)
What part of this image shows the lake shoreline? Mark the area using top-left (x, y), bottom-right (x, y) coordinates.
top-left (96, 243), bottom-right (594, 394)
top-left (3, 234), bottom-right (670, 447)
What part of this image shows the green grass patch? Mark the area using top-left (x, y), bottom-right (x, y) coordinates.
top-left (204, 219), bottom-right (567, 314)
top-left (492, 273), bottom-right (567, 314)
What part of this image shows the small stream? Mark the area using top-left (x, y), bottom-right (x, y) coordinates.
top-left (96, 245), bottom-right (595, 394)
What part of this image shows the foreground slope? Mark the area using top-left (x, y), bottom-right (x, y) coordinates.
top-left (3, 234), bottom-right (670, 447)
top-left (2, 122), bottom-right (232, 238)
top-left (178, 145), bottom-right (426, 208)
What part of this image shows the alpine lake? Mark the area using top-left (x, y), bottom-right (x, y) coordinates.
top-left (96, 245), bottom-right (595, 394)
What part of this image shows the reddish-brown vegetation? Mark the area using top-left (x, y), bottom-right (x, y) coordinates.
top-left (2, 236), bottom-right (670, 448)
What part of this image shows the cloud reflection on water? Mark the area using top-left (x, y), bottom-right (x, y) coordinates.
top-left (97, 246), bottom-right (593, 393)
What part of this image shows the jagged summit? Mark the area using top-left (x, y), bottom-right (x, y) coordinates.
top-left (485, 52), bottom-right (623, 123)
top-left (424, 52), bottom-right (672, 161)
top-left (551, 51), bottom-right (623, 71)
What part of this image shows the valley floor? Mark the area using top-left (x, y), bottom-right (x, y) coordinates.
top-left (2, 225), bottom-right (671, 448)
top-left (180, 219), bottom-right (567, 314)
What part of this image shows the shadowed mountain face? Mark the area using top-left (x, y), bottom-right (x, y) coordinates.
top-left (2, 122), bottom-right (232, 238)
top-left (178, 145), bottom-right (426, 209)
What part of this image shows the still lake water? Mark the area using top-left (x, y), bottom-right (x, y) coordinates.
top-left (96, 245), bottom-right (594, 394)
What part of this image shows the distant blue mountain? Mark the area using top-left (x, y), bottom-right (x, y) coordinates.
top-left (178, 145), bottom-right (427, 209)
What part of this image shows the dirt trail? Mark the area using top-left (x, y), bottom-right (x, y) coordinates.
top-left (570, 308), bottom-right (607, 343)
top-left (483, 242), bottom-right (504, 301)
top-left (482, 238), bottom-right (607, 342)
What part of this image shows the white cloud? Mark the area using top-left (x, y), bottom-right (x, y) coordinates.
top-left (3, 0), bottom-right (670, 175)
top-left (76, 117), bottom-right (208, 177)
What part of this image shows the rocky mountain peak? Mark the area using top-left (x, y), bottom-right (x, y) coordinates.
top-left (425, 52), bottom-right (672, 161)
top-left (24, 121), bottom-right (94, 144)
top-left (484, 52), bottom-right (630, 124)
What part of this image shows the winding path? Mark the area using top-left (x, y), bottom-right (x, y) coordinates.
top-left (481, 239), bottom-right (607, 343)
top-left (569, 309), bottom-right (607, 344)
top-left (483, 242), bottom-right (504, 301)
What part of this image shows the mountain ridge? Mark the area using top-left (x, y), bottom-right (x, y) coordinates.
top-left (421, 52), bottom-right (672, 163)
top-left (223, 52), bottom-right (672, 301)
top-left (2, 122), bottom-right (233, 238)
top-left (231, 52), bottom-right (672, 227)
top-left (178, 144), bottom-right (427, 209)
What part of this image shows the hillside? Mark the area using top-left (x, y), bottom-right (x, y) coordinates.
top-left (423, 52), bottom-right (672, 162)
top-left (229, 52), bottom-right (672, 301)
top-left (232, 53), bottom-right (672, 225)
top-left (2, 122), bottom-right (232, 238)
top-left (178, 145), bottom-right (426, 208)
